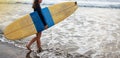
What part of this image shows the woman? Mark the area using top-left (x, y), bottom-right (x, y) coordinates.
top-left (26, 0), bottom-right (47, 53)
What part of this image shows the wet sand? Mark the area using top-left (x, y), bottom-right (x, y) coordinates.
top-left (0, 41), bottom-right (26, 58)
top-left (0, 41), bottom-right (41, 58)
top-left (0, 41), bottom-right (90, 58)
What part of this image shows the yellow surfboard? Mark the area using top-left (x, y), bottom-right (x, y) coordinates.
top-left (3, 2), bottom-right (78, 40)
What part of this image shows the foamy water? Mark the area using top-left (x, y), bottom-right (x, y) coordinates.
top-left (0, 3), bottom-right (120, 58)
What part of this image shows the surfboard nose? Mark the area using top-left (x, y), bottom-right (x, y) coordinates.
top-left (75, 2), bottom-right (77, 5)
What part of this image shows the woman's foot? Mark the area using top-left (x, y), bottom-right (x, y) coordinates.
top-left (26, 45), bottom-right (31, 51)
top-left (26, 50), bottom-right (32, 58)
top-left (37, 47), bottom-right (43, 53)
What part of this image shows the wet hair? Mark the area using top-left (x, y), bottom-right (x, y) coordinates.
top-left (32, 0), bottom-right (39, 8)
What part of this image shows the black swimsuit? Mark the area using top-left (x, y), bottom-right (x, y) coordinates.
top-left (34, 3), bottom-right (46, 26)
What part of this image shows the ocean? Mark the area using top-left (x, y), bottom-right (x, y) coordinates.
top-left (0, 1), bottom-right (120, 58)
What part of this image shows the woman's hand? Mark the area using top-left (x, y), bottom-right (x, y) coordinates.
top-left (45, 25), bottom-right (48, 29)
top-left (39, 0), bottom-right (42, 3)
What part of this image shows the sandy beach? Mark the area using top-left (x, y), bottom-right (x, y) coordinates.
top-left (0, 2), bottom-right (120, 58)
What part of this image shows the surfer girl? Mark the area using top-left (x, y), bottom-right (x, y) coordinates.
top-left (26, 0), bottom-right (47, 53)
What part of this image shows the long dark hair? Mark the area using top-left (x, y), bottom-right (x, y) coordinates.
top-left (32, 0), bottom-right (39, 8)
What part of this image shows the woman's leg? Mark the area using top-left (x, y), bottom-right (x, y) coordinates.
top-left (26, 37), bottom-right (37, 51)
top-left (36, 32), bottom-right (42, 49)
top-left (26, 32), bottom-right (42, 51)
top-left (36, 32), bottom-right (43, 53)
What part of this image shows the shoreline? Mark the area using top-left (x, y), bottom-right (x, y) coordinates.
top-left (0, 41), bottom-right (90, 58)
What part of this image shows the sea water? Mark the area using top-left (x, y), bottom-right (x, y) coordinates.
top-left (0, 2), bottom-right (120, 58)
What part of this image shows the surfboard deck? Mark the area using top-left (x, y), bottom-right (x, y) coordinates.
top-left (3, 2), bottom-right (78, 40)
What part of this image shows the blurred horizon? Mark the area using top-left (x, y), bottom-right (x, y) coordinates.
top-left (0, 0), bottom-right (120, 3)
top-left (0, 0), bottom-right (120, 9)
